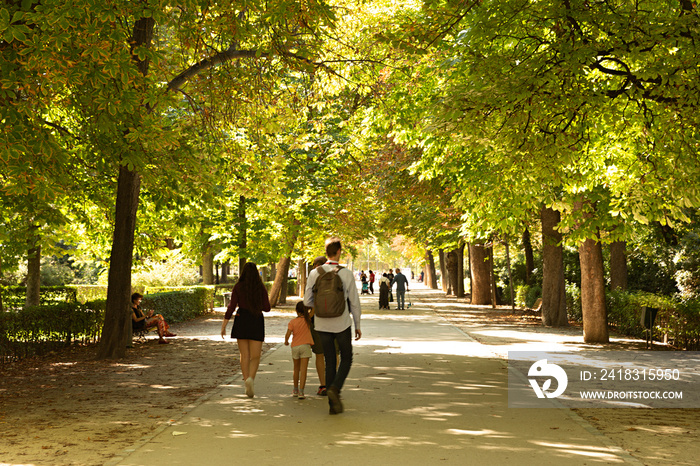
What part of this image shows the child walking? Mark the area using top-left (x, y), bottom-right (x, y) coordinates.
top-left (284, 302), bottom-right (315, 399)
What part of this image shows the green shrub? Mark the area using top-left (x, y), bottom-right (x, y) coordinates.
top-left (141, 287), bottom-right (214, 323)
top-left (73, 285), bottom-right (108, 303)
top-left (1, 286), bottom-right (79, 309)
top-left (605, 290), bottom-right (644, 337)
top-left (657, 296), bottom-right (700, 350)
top-left (262, 280), bottom-right (298, 297)
top-left (0, 300), bottom-right (105, 362)
top-left (566, 283), bottom-right (582, 321)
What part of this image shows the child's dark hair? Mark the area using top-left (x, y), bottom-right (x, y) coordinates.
top-left (295, 301), bottom-right (312, 328)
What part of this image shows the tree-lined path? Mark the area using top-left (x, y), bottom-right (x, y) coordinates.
top-left (107, 286), bottom-right (656, 466)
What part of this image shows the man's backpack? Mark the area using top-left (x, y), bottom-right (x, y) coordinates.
top-left (312, 266), bottom-right (346, 318)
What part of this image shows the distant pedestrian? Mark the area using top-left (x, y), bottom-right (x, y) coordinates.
top-left (378, 273), bottom-right (391, 309)
top-left (285, 302), bottom-right (314, 399)
top-left (368, 270), bottom-right (375, 294)
top-left (304, 237), bottom-right (362, 414)
top-left (391, 268), bottom-right (409, 310)
top-left (221, 262), bottom-right (271, 398)
top-left (387, 269), bottom-right (394, 303)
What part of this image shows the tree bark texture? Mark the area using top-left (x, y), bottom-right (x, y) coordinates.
top-left (540, 206), bottom-right (568, 327)
top-left (97, 164), bottom-right (142, 359)
top-left (269, 219), bottom-right (300, 307)
top-left (221, 260), bottom-right (230, 283)
top-left (505, 239), bottom-right (515, 309)
top-left (297, 259), bottom-right (307, 298)
top-left (522, 228), bottom-right (535, 286)
top-left (469, 243), bottom-right (491, 305)
top-left (0, 257), bottom-right (3, 312)
top-left (609, 241), bottom-right (628, 291)
top-left (580, 237), bottom-right (609, 343)
top-left (269, 256), bottom-right (291, 307)
top-left (456, 243), bottom-right (465, 298)
top-left (465, 243), bottom-right (472, 298)
top-left (446, 251), bottom-right (458, 296)
top-left (489, 246), bottom-right (497, 308)
top-left (439, 249), bottom-right (448, 292)
top-left (425, 250), bottom-right (438, 289)
top-left (202, 246), bottom-right (214, 285)
top-left (25, 225), bottom-right (41, 308)
top-left (97, 17), bottom-right (154, 360)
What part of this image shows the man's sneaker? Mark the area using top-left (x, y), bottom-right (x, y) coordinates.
top-left (326, 386), bottom-right (343, 414)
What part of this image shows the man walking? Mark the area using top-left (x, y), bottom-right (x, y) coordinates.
top-left (304, 238), bottom-right (361, 414)
top-left (391, 268), bottom-right (409, 310)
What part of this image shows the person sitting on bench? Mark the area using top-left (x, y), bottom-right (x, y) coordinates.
top-left (131, 293), bottom-right (176, 344)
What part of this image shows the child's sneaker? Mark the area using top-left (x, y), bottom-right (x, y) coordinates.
top-left (317, 386), bottom-right (327, 396)
top-left (298, 390), bottom-right (306, 400)
top-left (292, 388), bottom-right (299, 397)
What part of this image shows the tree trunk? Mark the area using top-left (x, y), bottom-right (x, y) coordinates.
top-left (609, 241), bottom-right (628, 291)
top-left (446, 250), bottom-right (458, 296)
top-left (457, 243), bottom-right (465, 298)
top-left (426, 250), bottom-right (438, 289)
top-left (25, 225), bottom-right (41, 308)
top-left (97, 164), bottom-right (142, 359)
top-left (489, 245), bottom-right (497, 308)
top-left (505, 239), bottom-right (515, 310)
top-left (97, 17), bottom-right (154, 360)
top-left (221, 259), bottom-right (230, 283)
top-left (0, 257), bottom-right (4, 312)
top-left (522, 228), bottom-right (535, 286)
top-left (202, 246), bottom-right (214, 285)
top-left (469, 243), bottom-right (491, 305)
top-left (439, 249), bottom-right (448, 292)
top-left (269, 219), bottom-right (300, 307)
top-left (580, 236), bottom-right (609, 343)
top-left (269, 256), bottom-right (291, 307)
top-left (466, 242), bottom-right (472, 298)
top-left (540, 206), bottom-right (568, 327)
top-left (297, 259), bottom-right (307, 298)
top-left (238, 195), bottom-right (247, 273)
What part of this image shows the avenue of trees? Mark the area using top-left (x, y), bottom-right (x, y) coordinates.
top-left (2, 0), bottom-right (699, 357)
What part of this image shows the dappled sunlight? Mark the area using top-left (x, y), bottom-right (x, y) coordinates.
top-left (361, 338), bottom-right (496, 357)
top-left (363, 312), bottom-right (437, 322)
top-left (446, 428), bottom-right (512, 438)
top-left (530, 441), bottom-right (626, 462)
top-left (334, 432), bottom-right (436, 447)
top-left (473, 328), bottom-right (584, 343)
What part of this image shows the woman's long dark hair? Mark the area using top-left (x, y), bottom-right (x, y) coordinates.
top-left (237, 262), bottom-right (266, 313)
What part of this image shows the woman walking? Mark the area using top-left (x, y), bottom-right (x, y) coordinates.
top-left (221, 262), bottom-right (271, 398)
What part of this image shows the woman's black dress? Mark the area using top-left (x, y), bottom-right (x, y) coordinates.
top-left (231, 308), bottom-right (265, 341)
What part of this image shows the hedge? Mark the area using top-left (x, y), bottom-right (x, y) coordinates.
top-left (140, 287), bottom-right (214, 323)
top-left (263, 279), bottom-right (298, 297)
top-left (1, 300), bottom-right (105, 362)
top-left (565, 287), bottom-right (700, 350)
top-left (1, 286), bottom-right (79, 309)
top-left (1, 286), bottom-right (216, 362)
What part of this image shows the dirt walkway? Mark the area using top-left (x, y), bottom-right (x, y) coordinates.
top-left (1, 286), bottom-right (697, 465)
